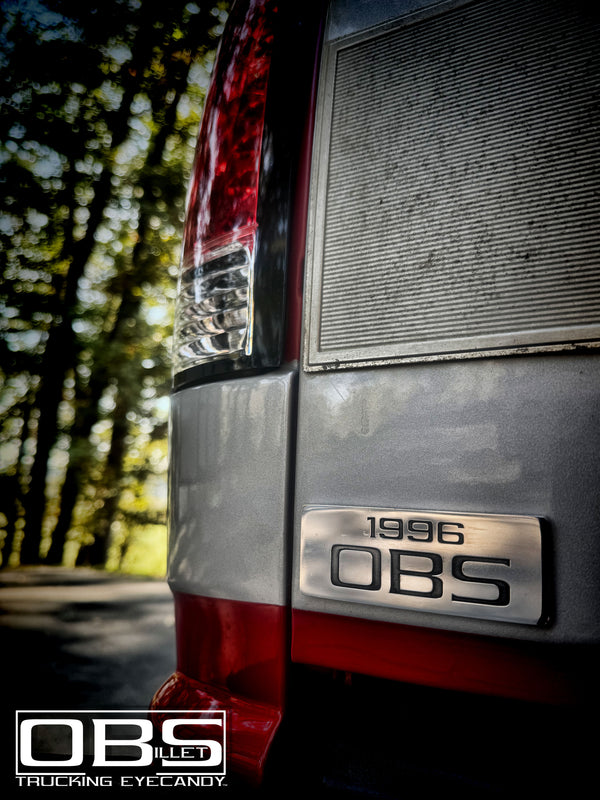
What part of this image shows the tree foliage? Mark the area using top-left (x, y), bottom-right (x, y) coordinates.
top-left (0, 0), bottom-right (228, 569)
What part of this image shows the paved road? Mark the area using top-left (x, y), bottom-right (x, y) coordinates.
top-left (0, 567), bottom-right (179, 795)
top-left (0, 567), bottom-right (176, 713)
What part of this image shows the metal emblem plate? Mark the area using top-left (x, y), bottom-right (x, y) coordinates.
top-left (300, 505), bottom-right (543, 625)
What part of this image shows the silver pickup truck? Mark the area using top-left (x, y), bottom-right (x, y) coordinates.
top-left (152, 0), bottom-right (599, 794)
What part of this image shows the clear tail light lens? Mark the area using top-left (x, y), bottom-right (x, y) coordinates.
top-left (175, 238), bottom-right (253, 368)
top-left (174, 0), bottom-right (276, 376)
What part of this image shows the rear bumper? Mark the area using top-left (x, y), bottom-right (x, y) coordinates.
top-left (151, 590), bottom-right (597, 787)
top-left (292, 608), bottom-right (595, 705)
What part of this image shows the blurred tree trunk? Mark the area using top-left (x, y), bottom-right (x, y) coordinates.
top-left (77, 386), bottom-right (128, 566)
top-left (0, 394), bottom-right (33, 565)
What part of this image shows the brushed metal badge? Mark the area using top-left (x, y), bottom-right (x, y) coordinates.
top-left (300, 505), bottom-right (543, 625)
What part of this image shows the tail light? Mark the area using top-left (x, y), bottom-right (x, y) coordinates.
top-left (174, 0), bottom-right (277, 382)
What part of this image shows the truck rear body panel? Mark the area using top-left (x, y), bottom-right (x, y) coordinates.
top-left (154, 0), bottom-right (600, 789)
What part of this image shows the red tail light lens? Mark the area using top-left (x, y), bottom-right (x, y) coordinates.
top-left (174, 0), bottom-right (277, 376)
